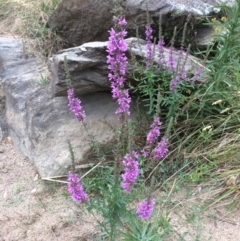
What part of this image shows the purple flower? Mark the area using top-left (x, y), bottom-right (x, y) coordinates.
top-left (68, 172), bottom-right (89, 204)
top-left (118, 16), bottom-right (127, 26)
top-left (168, 46), bottom-right (176, 71)
top-left (170, 48), bottom-right (187, 92)
top-left (141, 149), bottom-right (149, 158)
top-left (145, 25), bottom-right (154, 69)
top-left (121, 151), bottom-right (140, 194)
top-left (137, 198), bottom-right (155, 220)
top-left (153, 139), bottom-right (168, 160)
top-left (107, 17), bottom-right (131, 116)
top-left (146, 117), bottom-right (162, 145)
top-left (170, 75), bottom-right (181, 92)
top-left (157, 39), bottom-right (166, 71)
top-left (116, 89), bottom-right (131, 115)
top-left (67, 89), bottom-right (86, 123)
top-left (192, 66), bottom-right (204, 83)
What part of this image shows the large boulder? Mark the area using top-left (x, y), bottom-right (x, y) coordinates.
top-left (0, 37), bottom-right (132, 177)
top-left (48, 0), bottom-right (235, 46)
top-left (50, 37), bottom-right (202, 97)
top-left (48, 0), bottom-right (114, 46)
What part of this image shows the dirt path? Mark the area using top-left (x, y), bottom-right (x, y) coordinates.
top-left (0, 139), bottom-right (97, 241)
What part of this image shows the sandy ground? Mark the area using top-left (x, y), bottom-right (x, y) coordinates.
top-left (0, 139), bottom-right (98, 241)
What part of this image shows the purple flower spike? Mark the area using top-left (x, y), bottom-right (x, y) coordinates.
top-left (67, 88), bottom-right (86, 123)
top-left (68, 172), bottom-right (89, 204)
top-left (137, 198), bottom-right (155, 220)
top-left (157, 39), bottom-right (166, 70)
top-left (121, 151), bottom-right (140, 194)
top-left (145, 25), bottom-right (154, 69)
top-left (107, 17), bottom-right (131, 116)
top-left (168, 46), bottom-right (176, 71)
top-left (116, 89), bottom-right (131, 115)
top-left (141, 149), bottom-right (149, 158)
top-left (146, 117), bottom-right (162, 145)
top-left (118, 16), bottom-right (127, 26)
top-left (153, 139), bottom-right (168, 160)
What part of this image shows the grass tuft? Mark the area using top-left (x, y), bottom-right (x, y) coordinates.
top-left (0, 0), bottom-right (64, 58)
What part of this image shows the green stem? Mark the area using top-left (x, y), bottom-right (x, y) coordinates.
top-left (83, 123), bottom-right (105, 162)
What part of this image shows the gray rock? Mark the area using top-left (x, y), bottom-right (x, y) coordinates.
top-left (50, 41), bottom-right (110, 97)
top-left (50, 37), bottom-right (202, 97)
top-left (0, 37), bottom-right (131, 177)
top-left (48, 0), bottom-right (114, 46)
top-left (48, 0), bottom-right (235, 46)
top-left (195, 26), bottom-right (215, 49)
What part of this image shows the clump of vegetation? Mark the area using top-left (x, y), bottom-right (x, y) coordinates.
top-left (1, 0), bottom-right (240, 239)
top-left (63, 0), bottom-right (240, 239)
top-left (0, 0), bottom-right (64, 58)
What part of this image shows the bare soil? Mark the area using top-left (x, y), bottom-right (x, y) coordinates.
top-left (0, 139), bottom-right (98, 241)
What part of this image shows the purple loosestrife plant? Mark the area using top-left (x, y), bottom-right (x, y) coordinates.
top-left (169, 48), bottom-right (191, 92)
top-left (107, 17), bottom-right (131, 116)
top-left (142, 117), bottom-right (168, 160)
top-left (192, 66), bottom-right (204, 83)
top-left (68, 172), bottom-right (89, 204)
top-left (146, 116), bottom-right (162, 145)
top-left (136, 197), bottom-right (155, 220)
top-left (67, 88), bottom-right (86, 123)
top-left (157, 39), bottom-right (166, 71)
top-left (145, 25), bottom-right (154, 69)
top-left (121, 151), bottom-right (140, 194)
top-left (168, 46), bottom-right (176, 72)
top-left (153, 138), bottom-right (168, 161)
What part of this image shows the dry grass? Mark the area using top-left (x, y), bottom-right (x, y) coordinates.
top-left (0, 0), bottom-right (64, 58)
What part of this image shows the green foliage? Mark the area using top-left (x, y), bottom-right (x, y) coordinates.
top-left (31, 74), bottom-right (49, 87)
top-left (86, 180), bottom-right (130, 241)
top-left (130, 55), bottom-right (197, 122)
top-left (63, 1), bottom-right (240, 240)
top-left (121, 211), bottom-right (172, 241)
top-left (127, 1), bottom-right (240, 212)
top-left (206, 2), bottom-right (240, 89)
top-left (83, 164), bottom-right (115, 195)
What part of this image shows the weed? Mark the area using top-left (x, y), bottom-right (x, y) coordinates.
top-left (31, 74), bottom-right (49, 87)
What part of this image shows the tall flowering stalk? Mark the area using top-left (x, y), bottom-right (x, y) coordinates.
top-left (107, 17), bottom-right (131, 116)
top-left (137, 197), bottom-right (155, 220)
top-left (67, 89), bottom-right (89, 204)
top-left (142, 116), bottom-right (168, 161)
top-left (145, 25), bottom-right (154, 69)
top-left (168, 46), bottom-right (176, 72)
top-left (146, 116), bottom-right (162, 145)
top-left (157, 39), bottom-right (166, 71)
top-left (68, 172), bottom-right (89, 204)
top-left (67, 88), bottom-right (86, 123)
top-left (169, 47), bottom-right (191, 92)
top-left (121, 151), bottom-right (140, 194)
top-left (152, 138), bottom-right (168, 160)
